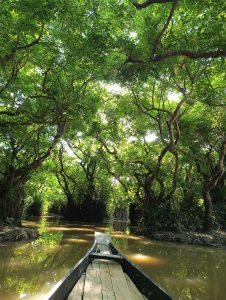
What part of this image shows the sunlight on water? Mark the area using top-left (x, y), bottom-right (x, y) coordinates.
top-left (0, 217), bottom-right (225, 300)
top-left (128, 253), bottom-right (166, 266)
top-left (47, 226), bottom-right (94, 232)
top-left (112, 233), bottom-right (142, 240)
top-left (62, 238), bottom-right (90, 244)
top-left (138, 240), bottom-right (154, 245)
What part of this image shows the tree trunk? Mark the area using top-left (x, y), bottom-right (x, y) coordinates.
top-left (144, 173), bottom-right (156, 207)
top-left (203, 189), bottom-right (213, 231)
top-left (0, 177), bottom-right (25, 226)
top-left (64, 194), bottom-right (78, 220)
top-left (129, 203), bottom-right (143, 226)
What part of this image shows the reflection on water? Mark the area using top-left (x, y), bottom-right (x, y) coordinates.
top-left (115, 237), bottom-right (226, 300)
top-left (128, 253), bottom-right (166, 266)
top-left (0, 217), bottom-right (225, 300)
top-left (62, 238), bottom-right (90, 244)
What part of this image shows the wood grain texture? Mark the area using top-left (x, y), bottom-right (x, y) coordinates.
top-left (100, 261), bottom-right (116, 300)
top-left (124, 273), bottom-right (145, 300)
top-left (83, 261), bottom-right (102, 300)
top-left (108, 261), bottom-right (132, 300)
top-left (67, 273), bottom-right (85, 300)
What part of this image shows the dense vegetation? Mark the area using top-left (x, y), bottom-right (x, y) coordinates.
top-left (0, 0), bottom-right (225, 231)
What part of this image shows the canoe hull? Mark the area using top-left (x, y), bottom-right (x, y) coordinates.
top-left (45, 234), bottom-right (173, 300)
top-left (45, 242), bottom-right (97, 300)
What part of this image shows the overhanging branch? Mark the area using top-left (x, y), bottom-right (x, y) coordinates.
top-left (153, 49), bottom-right (226, 62)
top-left (154, 0), bottom-right (178, 50)
top-left (131, 0), bottom-right (173, 10)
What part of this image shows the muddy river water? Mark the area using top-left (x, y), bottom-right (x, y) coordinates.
top-left (0, 217), bottom-right (225, 300)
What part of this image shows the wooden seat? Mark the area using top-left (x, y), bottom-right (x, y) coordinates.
top-left (67, 238), bottom-right (145, 300)
top-left (48, 232), bottom-right (171, 300)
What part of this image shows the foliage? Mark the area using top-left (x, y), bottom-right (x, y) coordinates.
top-left (0, 0), bottom-right (225, 230)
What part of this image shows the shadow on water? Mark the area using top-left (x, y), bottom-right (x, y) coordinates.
top-left (0, 217), bottom-right (225, 300)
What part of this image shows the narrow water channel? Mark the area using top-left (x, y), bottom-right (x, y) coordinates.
top-left (0, 217), bottom-right (225, 300)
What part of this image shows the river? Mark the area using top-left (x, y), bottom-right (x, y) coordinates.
top-left (0, 217), bottom-right (225, 300)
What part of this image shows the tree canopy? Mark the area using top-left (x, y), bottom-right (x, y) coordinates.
top-left (0, 0), bottom-right (225, 230)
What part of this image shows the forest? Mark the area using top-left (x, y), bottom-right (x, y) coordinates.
top-left (0, 0), bottom-right (225, 233)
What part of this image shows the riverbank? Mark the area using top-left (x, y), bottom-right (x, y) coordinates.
top-left (135, 229), bottom-right (226, 249)
top-left (0, 226), bottom-right (39, 243)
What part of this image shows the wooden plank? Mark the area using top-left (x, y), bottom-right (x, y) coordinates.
top-left (109, 241), bottom-right (173, 300)
top-left (124, 273), bottom-right (145, 300)
top-left (67, 273), bottom-right (85, 300)
top-left (45, 232), bottom-right (172, 300)
top-left (46, 242), bottom-right (97, 300)
top-left (108, 261), bottom-right (133, 300)
top-left (83, 260), bottom-right (102, 300)
top-left (120, 255), bottom-right (172, 300)
top-left (99, 260), bottom-right (115, 300)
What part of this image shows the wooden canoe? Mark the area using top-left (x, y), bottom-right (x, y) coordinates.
top-left (45, 232), bottom-right (173, 300)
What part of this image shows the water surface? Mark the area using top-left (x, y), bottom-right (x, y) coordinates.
top-left (0, 217), bottom-right (225, 300)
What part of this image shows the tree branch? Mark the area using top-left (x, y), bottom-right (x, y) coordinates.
top-left (106, 164), bottom-right (128, 192)
top-left (0, 24), bottom-right (45, 65)
top-left (15, 24), bottom-right (45, 51)
top-left (154, 0), bottom-right (178, 51)
top-left (19, 120), bottom-right (66, 178)
top-left (153, 49), bottom-right (226, 62)
top-left (208, 139), bottom-right (226, 190)
top-left (131, 0), bottom-right (173, 10)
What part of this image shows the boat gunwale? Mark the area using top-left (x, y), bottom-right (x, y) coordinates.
top-left (45, 234), bottom-right (173, 300)
top-left (109, 242), bottom-right (173, 300)
top-left (45, 241), bottom-right (97, 300)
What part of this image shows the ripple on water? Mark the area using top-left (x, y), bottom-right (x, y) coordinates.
top-left (0, 218), bottom-right (226, 300)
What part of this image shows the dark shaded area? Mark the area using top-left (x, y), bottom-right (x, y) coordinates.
top-left (212, 174), bottom-right (226, 230)
top-left (129, 203), bottom-right (143, 226)
top-left (63, 199), bottom-right (106, 223)
top-left (26, 200), bottom-right (42, 217)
